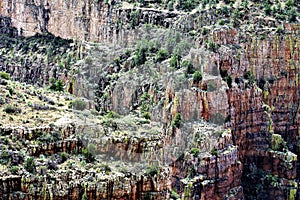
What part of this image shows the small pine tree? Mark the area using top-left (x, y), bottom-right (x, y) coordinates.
top-left (24, 157), bottom-right (36, 173)
top-left (182, 60), bottom-right (194, 75)
top-left (287, 7), bottom-right (298, 22)
top-left (170, 54), bottom-right (181, 69)
top-left (55, 79), bottom-right (64, 92)
top-left (172, 113), bottom-right (182, 128)
top-left (156, 49), bottom-right (169, 62)
top-left (264, 3), bottom-right (271, 15)
top-left (193, 71), bottom-right (202, 83)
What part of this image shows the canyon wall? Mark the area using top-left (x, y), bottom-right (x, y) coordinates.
top-left (0, 0), bottom-right (182, 44)
top-left (0, 0), bottom-right (300, 200)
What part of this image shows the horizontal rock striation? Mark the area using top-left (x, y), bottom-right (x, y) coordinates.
top-left (0, 0), bottom-right (300, 199)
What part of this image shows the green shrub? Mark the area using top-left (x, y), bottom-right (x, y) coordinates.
top-left (140, 93), bottom-right (152, 119)
top-left (24, 157), bottom-right (36, 173)
top-left (244, 71), bottom-right (255, 86)
top-left (50, 78), bottom-right (64, 92)
top-left (102, 163), bottom-right (111, 174)
top-left (177, 0), bottom-right (200, 11)
top-left (55, 79), bottom-right (64, 92)
top-left (82, 146), bottom-right (95, 162)
top-left (172, 113), bottom-right (182, 128)
top-left (133, 41), bottom-right (148, 66)
top-left (87, 143), bottom-right (97, 155)
top-left (141, 92), bottom-right (150, 101)
top-left (170, 54), bottom-right (181, 69)
top-left (71, 99), bottom-right (87, 111)
top-left (271, 134), bottom-right (287, 151)
top-left (182, 60), bottom-right (195, 75)
top-left (11, 166), bottom-right (19, 174)
top-left (218, 19), bottom-right (225, 25)
top-left (140, 93), bottom-right (151, 110)
top-left (202, 27), bottom-right (209, 35)
top-left (211, 148), bottom-right (219, 156)
top-left (231, 9), bottom-right (241, 26)
top-left (287, 7), bottom-right (298, 22)
top-left (156, 49), bottom-right (169, 62)
top-left (0, 96), bottom-right (5, 105)
top-left (37, 131), bottom-right (60, 143)
top-left (264, 3), bottom-right (271, 15)
top-left (82, 193), bottom-right (88, 200)
top-left (221, 5), bottom-right (229, 15)
top-left (206, 40), bottom-right (219, 52)
top-left (134, 48), bottom-right (147, 66)
top-left (141, 101), bottom-right (150, 112)
top-left (106, 111), bottom-right (120, 118)
top-left (167, 0), bottom-right (174, 11)
top-left (6, 86), bottom-right (15, 95)
top-left (192, 70), bottom-right (202, 83)
top-left (202, 0), bottom-right (208, 8)
top-left (130, 10), bottom-right (139, 28)
top-left (146, 164), bottom-right (160, 176)
top-left (142, 112), bottom-right (151, 120)
top-left (0, 71), bottom-right (10, 80)
top-left (276, 25), bottom-right (284, 34)
top-left (0, 148), bottom-right (9, 165)
top-left (60, 152), bottom-right (69, 162)
top-left (275, 13), bottom-right (286, 20)
top-left (190, 148), bottom-right (200, 156)
top-left (244, 71), bottom-right (252, 79)
top-left (241, 0), bottom-right (248, 9)
top-left (286, 0), bottom-right (294, 8)
top-left (170, 189), bottom-right (180, 199)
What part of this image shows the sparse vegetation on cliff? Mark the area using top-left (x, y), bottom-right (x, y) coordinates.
top-left (24, 157), bottom-right (36, 173)
top-left (0, 0), bottom-right (299, 199)
top-left (192, 70), bottom-right (203, 83)
top-left (0, 71), bottom-right (10, 80)
top-left (71, 98), bottom-right (87, 111)
top-left (49, 78), bottom-right (64, 92)
top-left (172, 113), bottom-right (182, 128)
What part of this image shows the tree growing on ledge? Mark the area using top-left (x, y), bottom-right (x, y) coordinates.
top-left (0, 71), bottom-right (10, 80)
top-left (170, 54), bottom-right (181, 69)
top-left (49, 78), bottom-right (64, 92)
top-left (172, 113), bottom-right (182, 128)
top-left (177, 0), bottom-right (200, 11)
top-left (193, 70), bottom-right (202, 83)
top-left (82, 143), bottom-right (96, 162)
top-left (24, 157), bottom-right (36, 173)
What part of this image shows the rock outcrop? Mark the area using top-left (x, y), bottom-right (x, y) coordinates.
top-left (0, 0), bottom-right (300, 200)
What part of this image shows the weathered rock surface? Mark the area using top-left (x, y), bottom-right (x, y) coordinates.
top-left (0, 0), bottom-right (300, 200)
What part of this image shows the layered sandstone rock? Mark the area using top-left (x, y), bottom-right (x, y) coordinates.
top-left (0, 0), bottom-right (300, 200)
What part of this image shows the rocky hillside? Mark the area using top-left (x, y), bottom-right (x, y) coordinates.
top-left (0, 0), bottom-right (300, 199)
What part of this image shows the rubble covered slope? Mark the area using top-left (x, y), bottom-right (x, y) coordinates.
top-left (0, 0), bottom-right (300, 200)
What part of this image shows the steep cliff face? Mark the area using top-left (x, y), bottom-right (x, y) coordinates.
top-left (232, 30), bottom-right (299, 199)
top-left (0, 0), bottom-right (300, 200)
top-left (0, 0), bottom-right (182, 43)
top-left (92, 24), bottom-right (300, 199)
